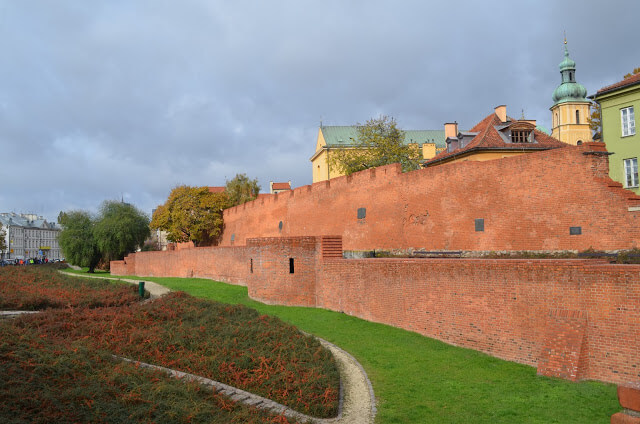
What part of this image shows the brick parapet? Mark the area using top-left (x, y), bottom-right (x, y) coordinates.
top-left (220, 147), bottom-right (640, 252)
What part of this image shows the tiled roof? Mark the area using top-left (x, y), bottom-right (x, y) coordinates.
top-left (425, 111), bottom-right (566, 166)
top-left (208, 186), bottom-right (226, 193)
top-left (271, 182), bottom-right (291, 190)
top-left (595, 72), bottom-right (640, 96)
top-left (320, 126), bottom-right (446, 148)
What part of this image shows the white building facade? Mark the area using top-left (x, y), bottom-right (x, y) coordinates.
top-left (0, 213), bottom-right (62, 261)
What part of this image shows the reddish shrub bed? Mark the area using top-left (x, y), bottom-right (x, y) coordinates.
top-left (0, 323), bottom-right (297, 423)
top-left (0, 264), bottom-right (141, 310)
top-left (16, 292), bottom-right (340, 418)
top-left (1, 265), bottom-right (340, 419)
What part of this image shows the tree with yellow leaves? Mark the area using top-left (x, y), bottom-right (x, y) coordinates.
top-left (151, 186), bottom-right (230, 247)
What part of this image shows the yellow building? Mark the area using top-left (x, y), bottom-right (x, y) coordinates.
top-left (310, 126), bottom-right (445, 182)
top-left (549, 43), bottom-right (592, 145)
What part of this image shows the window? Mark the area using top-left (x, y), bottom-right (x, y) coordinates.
top-left (621, 107), bottom-right (636, 137)
top-left (576, 110), bottom-right (580, 124)
top-left (624, 158), bottom-right (638, 188)
top-left (511, 130), bottom-right (531, 143)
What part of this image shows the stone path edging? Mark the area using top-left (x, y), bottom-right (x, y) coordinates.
top-left (57, 270), bottom-right (376, 423)
top-left (0, 310), bottom-right (40, 319)
top-left (116, 356), bottom-right (337, 423)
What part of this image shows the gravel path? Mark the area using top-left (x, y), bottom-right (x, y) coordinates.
top-left (317, 338), bottom-right (377, 423)
top-left (58, 271), bottom-right (376, 423)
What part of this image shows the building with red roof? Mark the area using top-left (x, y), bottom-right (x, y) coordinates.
top-left (269, 181), bottom-right (292, 194)
top-left (424, 105), bottom-right (567, 167)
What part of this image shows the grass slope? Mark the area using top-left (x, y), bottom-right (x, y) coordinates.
top-left (94, 273), bottom-right (618, 424)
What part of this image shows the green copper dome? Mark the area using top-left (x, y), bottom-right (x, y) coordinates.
top-left (558, 46), bottom-right (576, 72)
top-left (552, 82), bottom-right (587, 103)
top-left (552, 44), bottom-right (587, 105)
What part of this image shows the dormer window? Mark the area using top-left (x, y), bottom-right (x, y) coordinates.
top-left (506, 121), bottom-right (536, 143)
top-left (511, 130), bottom-right (531, 143)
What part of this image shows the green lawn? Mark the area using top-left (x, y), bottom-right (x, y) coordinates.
top-left (68, 270), bottom-right (619, 423)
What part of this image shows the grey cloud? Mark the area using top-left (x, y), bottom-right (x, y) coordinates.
top-left (1, 0), bottom-right (638, 220)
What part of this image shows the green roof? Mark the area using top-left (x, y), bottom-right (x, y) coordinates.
top-left (552, 44), bottom-right (588, 105)
top-left (320, 126), bottom-right (446, 148)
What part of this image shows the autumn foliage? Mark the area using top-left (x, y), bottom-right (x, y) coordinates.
top-left (0, 264), bottom-right (141, 310)
top-left (151, 186), bottom-right (230, 247)
top-left (0, 265), bottom-right (339, 422)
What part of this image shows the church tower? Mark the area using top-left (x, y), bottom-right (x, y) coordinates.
top-left (550, 41), bottom-right (592, 145)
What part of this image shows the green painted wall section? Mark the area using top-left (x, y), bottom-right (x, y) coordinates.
top-left (598, 84), bottom-right (640, 194)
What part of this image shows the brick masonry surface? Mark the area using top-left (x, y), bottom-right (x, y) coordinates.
top-left (221, 143), bottom-right (640, 252)
top-left (112, 144), bottom-right (640, 388)
top-left (112, 237), bottom-right (640, 388)
top-left (612, 386), bottom-right (640, 424)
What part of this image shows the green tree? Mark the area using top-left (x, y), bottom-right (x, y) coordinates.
top-left (225, 174), bottom-right (260, 206)
top-left (150, 186), bottom-right (229, 247)
top-left (57, 211), bottom-right (101, 273)
top-left (93, 200), bottom-right (150, 264)
top-left (327, 115), bottom-right (420, 176)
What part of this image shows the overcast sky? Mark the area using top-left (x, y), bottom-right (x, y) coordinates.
top-left (1, 0), bottom-right (639, 222)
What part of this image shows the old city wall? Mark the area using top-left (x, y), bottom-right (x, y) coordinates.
top-left (112, 236), bottom-right (640, 388)
top-left (316, 255), bottom-right (640, 386)
top-left (112, 245), bottom-right (253, 286)
top-left (246, 237), bottom-right (322, 307)
top-left (221, 143), bottom-right (640, 252)
top-left (111, 144), bottom-right (640, 387)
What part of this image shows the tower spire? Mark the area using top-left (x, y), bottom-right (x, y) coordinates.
top-left (549, 37), bottom-right (592, 145)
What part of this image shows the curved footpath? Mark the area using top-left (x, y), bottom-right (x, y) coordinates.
top-left (58, 271), bottom-right (377, 424)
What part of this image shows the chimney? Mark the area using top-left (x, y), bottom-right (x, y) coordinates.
top-left (494, 105), bottom-right (507, 122)
top-left (444, 122), bottom-right (458, 139)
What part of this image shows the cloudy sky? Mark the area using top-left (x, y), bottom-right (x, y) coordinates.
top-left (1, 0), bottom-right (639, 222)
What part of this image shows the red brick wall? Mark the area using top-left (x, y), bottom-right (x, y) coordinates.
top-left (221, 143), bottom-right (640, 252)
top-left (246, 237), bottom-right (319, 307)
top-left (113, 245), bottom-right (253, 286)
top-left (315, 257), bottom-right (640, 386)
top-left (110, 143), bottom-right (640, 387)
top-left (112, 238), bottom-right (640, 387)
